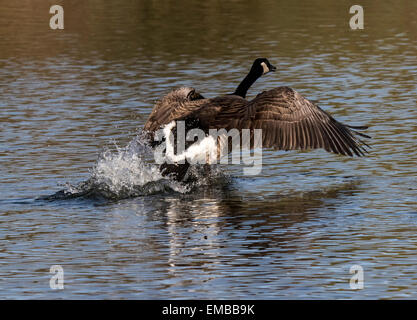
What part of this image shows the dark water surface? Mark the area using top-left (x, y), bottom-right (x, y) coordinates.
top-left (1, 0), bottom-right (417, 298)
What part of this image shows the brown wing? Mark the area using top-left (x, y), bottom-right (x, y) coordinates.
top-left (180, 95), bottom-right (248, 125)
top-left (202, 87), bottom-right (370, 156)
top-left (143, 88), bottom-right (205, 132)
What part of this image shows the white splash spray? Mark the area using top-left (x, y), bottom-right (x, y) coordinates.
top-left (53, 129), bottom-right (225, 200)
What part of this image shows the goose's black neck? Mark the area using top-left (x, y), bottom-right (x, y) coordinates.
top-left (232, 69), bottom-right (261, 98)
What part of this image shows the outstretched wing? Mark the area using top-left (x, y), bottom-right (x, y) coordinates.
top-left (143, 88), bottom-right (205, 132)
top-left (207, 87), bottom-right (370, 156)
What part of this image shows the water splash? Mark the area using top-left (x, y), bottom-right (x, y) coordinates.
top-left (42, 130), bottom-right (226, 201)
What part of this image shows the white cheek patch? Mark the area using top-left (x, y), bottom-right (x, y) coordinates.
top-left (261, 62), bottom-right (269, 74)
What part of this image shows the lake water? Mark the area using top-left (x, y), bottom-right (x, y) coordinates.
top-left (1, 0), bottom-right (417, 299)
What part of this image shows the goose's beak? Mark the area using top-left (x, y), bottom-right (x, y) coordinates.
top-left (269, 65), bottom-right (277, 72)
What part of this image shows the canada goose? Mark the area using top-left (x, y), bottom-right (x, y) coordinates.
top-left (144, 58), bottom-right (370, 181)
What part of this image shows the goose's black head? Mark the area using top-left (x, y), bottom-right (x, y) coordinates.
top-left (251, 58), bottom-right (277, 77)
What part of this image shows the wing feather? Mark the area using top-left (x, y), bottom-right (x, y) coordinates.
top-left (238, 86), bottom-right (370, 156)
